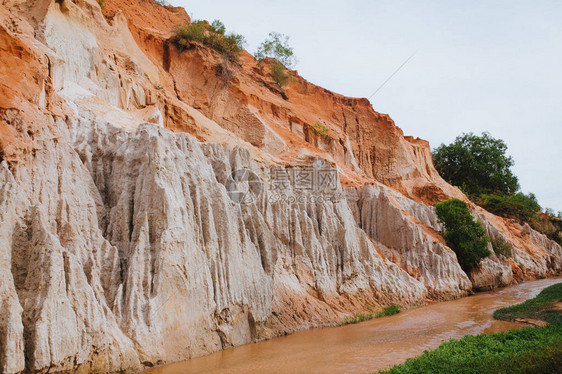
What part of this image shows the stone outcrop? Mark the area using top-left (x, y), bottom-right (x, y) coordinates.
top-left (346, 185), bottom-right (472, 299)
top-left (1, 119), bottom-right (428, 373)
top-left (0, 0), bottom-right (560, 373)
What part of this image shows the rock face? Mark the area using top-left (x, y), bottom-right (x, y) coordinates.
top-left (346, 186), bottom-right (472, 299)
top-left (0, 0), bottom-right (560, 373)
top-left (1, 120), bottom-right (427, 373)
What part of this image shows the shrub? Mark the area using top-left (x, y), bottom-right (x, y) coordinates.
top-left (472, 192), bottom-right (562, 245)
top-left (435, 199), bottom-right (490, 272)
top-left (342, 312), bottom-right (373, 325)
top-left (174, 21), bottom-right (207, 49)
top-left (490, 237), bottom-right (512, 258)
top-left (473, 192), bottom-right (541, 222)
top-left (472, 193), bottom-right (562, 245)
top-left (341, 305), bottom-right (401, 325)
top-left (173, 20), bottom-right (246, 61)
top-left (224, 33), bottom-right (246, 53)
top-left (270, 61), bottom-right (292, 87)
top-left (312, 122), bottom-right (330, 137)
top-left (432, 132), bottom-right (519, 196)
top-left (97, 0), bottom-right (107, 8)
top-left (550, 228), bottom-right (562, 245)
top-left (377, 305), bottom-right (401, 317)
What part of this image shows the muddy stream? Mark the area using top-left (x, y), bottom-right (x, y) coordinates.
top-left (145, 278), bottom-right (561, 374)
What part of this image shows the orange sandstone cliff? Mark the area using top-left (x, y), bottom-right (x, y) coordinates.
top-left (0, 0), bottom-right (560, 373)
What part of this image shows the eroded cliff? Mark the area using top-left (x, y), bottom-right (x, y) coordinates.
top-left (0, 0), bottom-right (560, 373)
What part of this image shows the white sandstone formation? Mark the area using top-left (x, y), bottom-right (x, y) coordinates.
top-left (0, 0), bottom-right (561, 373)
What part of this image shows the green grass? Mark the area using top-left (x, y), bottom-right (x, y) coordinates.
top-left (342, 312), bottom-right (373, 325)
top-left (377, 283), bottom-right (562, 374)
top-left (378, 325), bottom-right (562, 374)
top-left (378, 304), bottom-right (401, 317)
top-left (494, 282), bottom-right (562, 325)
top-left (341, 305), bottom-right (401, 325)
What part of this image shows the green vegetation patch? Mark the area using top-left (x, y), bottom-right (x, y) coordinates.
top-left (342, 312), bottom-right (373, 325)
top-left (378, 304), bottom-right (401, 317)
top-left (473, 192), bottom-right (541, 223)
top-left (173, 20), bottom-right (245, 61)
top-left (474, 193), bottom-right (562, 246)
top-left (312, 122), bottom-right (330, 137)
top-left (270, 61), bottom-right (293, 88)
top-left (494, 282), bottom-right (562, 325)
top-left (378, 324), bottom-right (562, 374)
top-left (432, 132), bottom-right (519, 196)
top-left (435, 199), bottom-right (490, 272)
top-left (255, 32), bottom-right (296, 88)
top-left (432, 131), bottom-right (562, 245)
top-left (490, 237), bottom-right (512, 258)
top-left (378, 283), bottom-right (562, 374)
top-left (341, 305), bottom-right (401, 325)
top-left (255, 32), bottom-right (296, 68)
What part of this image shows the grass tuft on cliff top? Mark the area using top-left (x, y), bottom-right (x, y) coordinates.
top-left (173, 19), bottom-right (245, 61)
top-left (377, 282), bottom-right (562, 374)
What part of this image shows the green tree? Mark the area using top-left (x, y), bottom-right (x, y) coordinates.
top-left (255, 32), bottom-right (296, 88)
top-left (255, 32), bottom-right (296, 68)
top-left (435, 199), bottom-right (491, 272)
top-left (432, 132), bottom-right (519, 196)
top-left (210, 19), bottom-right (226, 34)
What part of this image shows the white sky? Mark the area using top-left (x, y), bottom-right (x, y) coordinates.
top-left (173, 0), bottom-right (562, 211)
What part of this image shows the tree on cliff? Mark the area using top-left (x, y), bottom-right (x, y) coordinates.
top-left (435, 199), bottom-right (490, 272)
top-left (255, 32), bottom-right (296, 68)
top-left (432, 132), bottom-right (562, 245)
top-left (255, 32), bottom-right (296, 87)
top-left (432, 132), bottom-right (519, 196)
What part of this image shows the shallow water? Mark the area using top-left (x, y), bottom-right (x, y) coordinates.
top-left (144, 278), bottom-right (561, 374)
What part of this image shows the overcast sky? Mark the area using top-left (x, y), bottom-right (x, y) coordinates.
top-left (173, 0), bottom-right (562, 211)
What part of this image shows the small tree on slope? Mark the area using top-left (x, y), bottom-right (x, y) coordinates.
top-left (255, 32), bottom-right (296, 87)
top-left (435, 199), bottom-right (491, 272)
